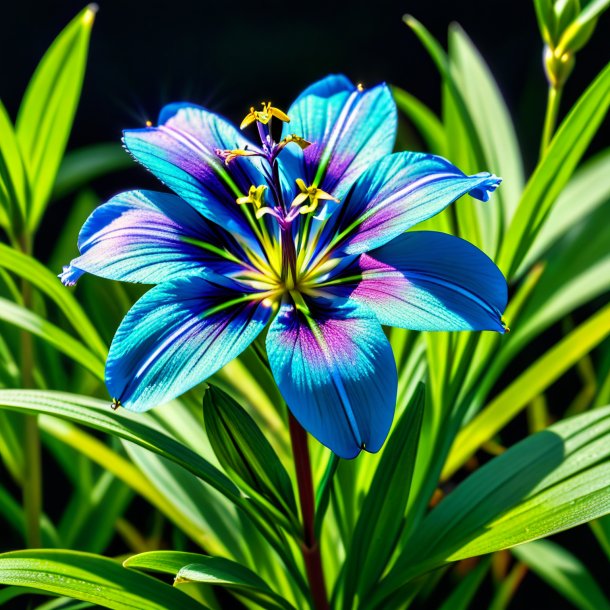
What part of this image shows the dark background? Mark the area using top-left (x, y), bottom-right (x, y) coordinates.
top-left (1, 1), bottom-right (609, 608)
top-left (1, 0), bottom-right (608, 176)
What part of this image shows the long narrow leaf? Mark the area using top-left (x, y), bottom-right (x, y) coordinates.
top-left (0, 390), bottom-right (239, 501)
top-left (0, 549), bottom-right (207, 610)
top-left (16, 5), bottom-right (96, 231)
top-left (445, 303), bottom-right (610, 477)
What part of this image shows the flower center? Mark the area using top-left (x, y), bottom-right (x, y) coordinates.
top-left (216, 102), bottom-right (343, 309)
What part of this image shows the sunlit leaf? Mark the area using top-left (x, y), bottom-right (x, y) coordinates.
top-left (125, 551), bottom-right (293, 610)
top-left (370, 406), bottom-right (610, 606)
top-left (0, 549), bottom-right (208, 610)
top-left (512, 540), bottom-right (610, 610)
top-left (16, 5), bottom-right (96, 232)
top-left (445, 304), bottom-right (610, 477)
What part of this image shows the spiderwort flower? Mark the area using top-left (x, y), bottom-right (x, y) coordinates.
top-left (61, 75), bottom-right (507, 459)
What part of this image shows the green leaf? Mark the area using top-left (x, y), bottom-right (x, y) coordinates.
top-left (512, 540), bottom-right (610, 610)
top-left (125, 551), bottom-right (293, 610)
top-left (371, 406), bottom-right (610, 606)
top-left (391, 86), bottom-right (447, 154)
top-left (0, 242), bottom-right (107, 359)
top-left (52, 143), bottom-right (132, 200)
top-left (16, 5), bottom-right (96, 232)
top-left (518, 148), bottom-right (610, 272)
top-left (0, 549), bottom-right (208, 610)
top-left (341, 384), bottom-right (425, 609)
top-left (498, 60), bottom-right (610, 279)
top-left (444, 303), bottom-right (610, 477)
top-left (448, 24), bottom-right (524, 222)
top-left (203, 385), bottom-right (298, 522)
top-left (0, 100), bottom-right (28, 231)
top-left (437, 557), bottom-right (491, 610)
top-left (0, 297), bottom-right (104, 379)
top-left (0, 390), bottom-right (239, 502)
top-left (559, 0), bottom-right (610, 53)
top-left (534, 0), bottom-right (558, 45)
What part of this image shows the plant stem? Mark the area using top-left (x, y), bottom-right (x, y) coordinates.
top-left (540, 85), bottom-right (562, 158)
top-left (19, 233), bottom-right (41, 548)
top-left (288, 412), bottom-right (329, 610)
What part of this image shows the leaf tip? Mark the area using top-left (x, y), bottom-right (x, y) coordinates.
top-left (83, 4), bottom-right (99, 26)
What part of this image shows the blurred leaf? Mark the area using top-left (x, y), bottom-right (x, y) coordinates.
top-left (0, 410), bottom-right (25, 482)
top-left (590, 514), bottom-right (610, 559)
top-left (123, 442), bottom-right (247, 559)
top-left (437, 557), bottom-right (491, 610)
top-left (512, 539), bottom-right (610, 610)
top-left (342, 384), bottom-right (425, 609)
top-left (448, 24), bottom-right (524, 223)
top-left (0, 390), bottom-right (240, 501)
top-left (371, 406), bottom-right (610, 606)
top-left (48, 189), bottom-right (98, 276)
top-left (125, 551), bottom-right (293, 610)
top-left (498, 60), bottom-right (610, 279)
top-left (53, 143), bottom-right (132, 200)
top-left (0, 480), bottom-right (58, 547)
top-left (39, 416), bottom-right (217, 552)
top-left (559, 0), bottom-right (610, 53)
top-left (16, 5), bottom-right (96, 232)
top-left (0, 242), bottom-right (107, 359)
top-left (0, 297), bottom-right (105, 379)
top-left (0, 549), bottom-right (208, 609)
top-left (391, 86), bottom-right (447, 154)
top-left (0, 100), bottom-right (27, 232)
top-left (445, 303), bottom-right (610, 477)
top-left (534, 0), bottom-right (558, 45)
top-left (519, 149), bottom-right (610, 274)
top-left (203, 385), bottom-right (298, 523)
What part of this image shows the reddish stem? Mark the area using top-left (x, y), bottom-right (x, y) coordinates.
top-left (288, 413), bottom-right (329, 610)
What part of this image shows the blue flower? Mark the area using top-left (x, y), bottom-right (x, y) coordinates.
top-left (61, 75), bottom-right (507, 459)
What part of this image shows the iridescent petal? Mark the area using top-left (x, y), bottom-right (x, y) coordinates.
top-left (123, 104), bottom-right (268, 242)
top-left (318, 151), bottom-right (501, 258)
top-left (281, 75), bottom-right (397, 202)
top-left (266, 298), bottom-right (397, 459)
top-left (325, 232), bottom-right (507, 332)
top-left (60, 190), bottom-right (247, 285)
top-left (106, 275), bottom-right (272, 411)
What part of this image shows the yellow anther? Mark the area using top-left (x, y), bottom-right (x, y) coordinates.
top-left (240, 102), bottom-right (290, 129)
top-left (357, 82), bottom-right (365, 92)
top-left (145, 120), bottom-right (153, 127)
top-left (216, 147), bottom-right (259, 165)
top-left (236, 185), bottom-right (267, 209)
top-left (291, 179), bottom-right (339, 215)
top-left (284, 134), bottom-right (312, 150)
top-left (111, 398), bottom-right (122, 411)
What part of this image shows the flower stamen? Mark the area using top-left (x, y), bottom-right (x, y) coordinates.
top-left (240, 102), bottom-right (290, 130)
top-left (215, 147), bottom-right (261, 165)
top-left (291, 178), bottom-right (339, 216)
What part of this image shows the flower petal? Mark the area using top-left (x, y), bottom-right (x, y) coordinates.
top-left (60, 190), bottom-right (247, 285)
top-left (326, 231), bottom-right (507, 332)
top-left (281, 75), bottom-right (397, 202)
top-left (266, 298), bottom-right (397, 458)
top-left (106, 275), bottom-right (272, 411)
top-left (320, 151), bottom-right (501, 257)
top-left (123, 104), bottom-right (267, 241)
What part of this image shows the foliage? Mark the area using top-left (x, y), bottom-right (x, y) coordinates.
top-left (0, 2), bottom-right (609, 609)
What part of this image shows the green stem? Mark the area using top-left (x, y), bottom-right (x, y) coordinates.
top-left (288, 412), bottom-right (329, 610)
top-left (540, 85), bottom-right (563, 157)
top-left (19, 233), bottom-right (41, 548)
